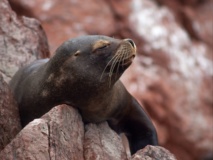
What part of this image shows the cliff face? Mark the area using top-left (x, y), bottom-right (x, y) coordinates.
top-left (0, 0), bottom-right (49, 82)
top-left (0, 0), bottom-right (212, 160)
top-left (122, 1), bottom-right (213, 160)
top-left (0, 74), bottom-right (21, 151)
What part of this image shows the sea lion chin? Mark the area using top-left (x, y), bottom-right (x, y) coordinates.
top-left (9, 35), bottom-right (158, 155)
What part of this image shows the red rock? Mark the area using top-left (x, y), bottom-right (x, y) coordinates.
top-left (9, 0), bottom-right (116, 54)
top-left (0, 104), bottom-right (176, 160)
top-left (84, 122), bottom-right (127, 160)
top-left (121, 0), bottom-right (213, 159)
top-left (0, 0), bottom-right (49, 82)
top-left (156, 0), bottom-right (213, 47)
top-left (131, 145), bottom-right (177, 160)
top-left (0, 105), bottom-right (84, 160)
top-left (0, 74), bottom-right (21, 151)
top-left (42, 105), bottom-right (85, 160)
top-left (2, 0), bottom-right (213, 159)
top-left (0, 119), bottom-right (50, 160)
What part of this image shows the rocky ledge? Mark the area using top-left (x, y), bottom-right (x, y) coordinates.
top-left (0, 104), bottom-right (176, 160)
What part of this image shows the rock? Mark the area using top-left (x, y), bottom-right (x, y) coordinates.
top-left (0, 105), bottom-right (85, 160)
top-left (0, 0), bottom-right (49, 82)
top-left (0, 104), bottom-right (175, 160)
top-left (9, 0), bottom-right (117, 54)
top-left (2, 0), bottom-right (212, 159)
top-left (84, 122), bottom-right (127, 160)
top-left (131, 145), bottom-right (177, 160)
top-left (121, 0), bottom-right (213, 160)
top-left (0, 74), bottom-right (21, 151)
top-left (156, 0), bottom-right (213, 48)
top-left (0, 119), bottom-right (50, 160)
top-left (42, 105), bottom-right (85, 160)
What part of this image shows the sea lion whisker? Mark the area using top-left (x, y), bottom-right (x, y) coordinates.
top-left (124, 54), bottom-right (134, 61)
top-left (109, 52), bottom-right (125, 86)
top-left (100, 54), bottom-right (119, 81)
top-left (110, 53), bottom-right (121, 74)
top-left (108, 54), bottom-right (121, 87)
top-left (115, 52), bottom-right (126, 80)
top-left (122, 50), bottom-right (128, 66)
top-left (122, 53), bottom-right (135, 66)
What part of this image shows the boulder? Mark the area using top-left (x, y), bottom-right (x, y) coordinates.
top-left (131, 145), bottom-right (177, 160)
top-left (0, 105), bottom-right (176, 160)
top-left (0, 0), bottom-right (49, 82)
top-left (0, 105), bottom-right (84, 160)
top-left (84, 122), bottom-right (127, 160)
top-left (9, 0), bottom-right (118, 54)
top-left (0, 74), bottom-right (21, 151)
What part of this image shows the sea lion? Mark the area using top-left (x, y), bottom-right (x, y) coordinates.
top-left (9, 35), bottom-right (158, 154)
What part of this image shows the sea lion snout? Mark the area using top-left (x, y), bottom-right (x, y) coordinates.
top-left (123, 39), bottom-right (137, 55)
top-left (124, 39), bottom-right (136, 50)
top-left (113, 38), bottom-right (136, 68)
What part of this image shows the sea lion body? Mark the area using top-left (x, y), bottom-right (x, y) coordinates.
top-left (9, 35), bottom-right (158, 154)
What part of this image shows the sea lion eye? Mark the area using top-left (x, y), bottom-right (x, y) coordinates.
top-left (74, 50), bottom-right (81, 56)
top-left (97, 44), bottom-right (109, 50)
top-left (93, 40), bottom-right (110, 52)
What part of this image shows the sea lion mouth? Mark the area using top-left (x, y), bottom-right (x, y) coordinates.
top-left (107, 39), bottom-right (136, 72)
top-left (100, 38), bottom-right (136, 84)
top-left (120, 54), bottom-right (135, 67)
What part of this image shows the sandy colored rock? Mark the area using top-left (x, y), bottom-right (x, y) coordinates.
top-left (0, 0), bottom-right (49, 82)
top-left (0, 74), bottom-right (21, 151)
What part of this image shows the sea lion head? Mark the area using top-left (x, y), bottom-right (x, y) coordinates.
top-left (50, 35), bottom-right (136, 87)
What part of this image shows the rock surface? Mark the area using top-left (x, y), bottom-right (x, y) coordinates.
top-left (0, 74), bottom-right (21, 151)
top-left (131, 145), bottom-right (176, 160)
top-left (0, 0), bottom-right (49, 82)
top-left (123, 0), bottom-right (213, 160)
top-left (1, 0), bottom-right (212, 160)
top-left (156, 0), bottom-right (213, 48)
top-left (0, 105), bottom-right (84, 160)
top-left (84, 122), bottom-right (127, 160)
top-left (0, 105), bottom-right (176, 160)
top-left (9, 0), bottom-right (118, 54)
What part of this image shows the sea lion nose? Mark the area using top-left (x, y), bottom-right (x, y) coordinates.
top-left (124, 39), bottom-right (136, 48)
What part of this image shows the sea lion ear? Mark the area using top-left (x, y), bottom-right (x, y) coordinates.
top-left (74, 50), bottom-right (81, 56)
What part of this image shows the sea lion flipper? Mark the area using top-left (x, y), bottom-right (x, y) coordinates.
top-left (120, 98), bottom-right (158, 154)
